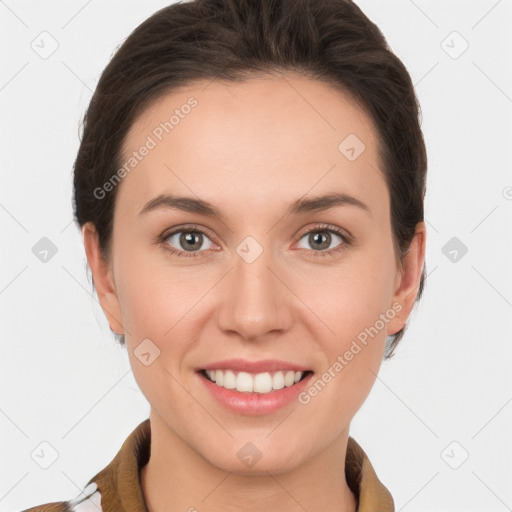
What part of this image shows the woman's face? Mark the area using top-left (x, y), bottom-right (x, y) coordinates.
top-left (85, 74), bottom-right (424, 473)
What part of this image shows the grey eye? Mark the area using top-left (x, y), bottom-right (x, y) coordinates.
top-left (166, 231), bottom-right (214, 252)
top-left (297, 230), bottom-right (343, 251)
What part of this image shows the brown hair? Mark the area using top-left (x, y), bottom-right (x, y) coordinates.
top-left (73, 0), bottom-right (427, 359)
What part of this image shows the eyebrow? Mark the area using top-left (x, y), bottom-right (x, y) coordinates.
top-left (138, 192), bottom-right (371, 220)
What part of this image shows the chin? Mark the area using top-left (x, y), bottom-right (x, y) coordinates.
top-left (201, 438), bottom-right (308, 476)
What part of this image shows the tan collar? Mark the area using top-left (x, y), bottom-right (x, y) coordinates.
top-left (345, 435), bottom-right (395, 511)
top-left (87, 419), bottom-right (394, 512)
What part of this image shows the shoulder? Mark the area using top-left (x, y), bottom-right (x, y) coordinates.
top-left (22, 483), bottom-right (102, 512)
top-left (346, 436), bottom-right (395, 512)
top-left (22, 418), bottom-right (150, 512)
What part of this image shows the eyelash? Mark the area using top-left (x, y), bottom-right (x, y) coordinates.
top-left (158, 223), bottom-right (352, 259)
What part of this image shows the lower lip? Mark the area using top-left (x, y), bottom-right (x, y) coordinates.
top-left (197, 371), bottom-right (314, 416)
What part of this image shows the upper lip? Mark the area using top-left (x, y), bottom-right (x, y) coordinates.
top-left (198, 358), bottom-right (312, 373)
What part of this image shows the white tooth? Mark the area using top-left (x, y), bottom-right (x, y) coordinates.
top-left (272, 371), bottom-right (285, 390)
top-left (236, 371), bottom-right (253, 392)
top-left (223, 370), bottom-right (237, 389)
top-left (254, 372), bottom-right (273, 393)
top-left (284, 370), bottom-right (295, 387)
top-left (209, 369), bottom-right (304, 393)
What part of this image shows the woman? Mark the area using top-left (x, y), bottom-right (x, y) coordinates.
top-left (25, 0), bottom-right (427, 510)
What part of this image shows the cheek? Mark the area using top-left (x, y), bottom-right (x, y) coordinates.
top-left (302, 244), bottom-right (397, 342)
top-left (114, 251), bottom-right (215, 388)
top-left (116, 266), bottom-right (167, 338)
top-left (298, 235), bottom-right (396, 404)
top-left (301, 286), bottom-right (390, 429)
top-left (116, 256), bottom-right (198, 414)
top-left (114, 246), bottom-right (198, 336)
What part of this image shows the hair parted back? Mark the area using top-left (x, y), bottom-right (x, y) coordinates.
top-left (73, 0), bottom-right (427, 359)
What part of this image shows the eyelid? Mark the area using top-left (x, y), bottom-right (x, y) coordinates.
top-left (295, 223), bottom-right (353, 244)
top-left (160, 223), bottom-right (218, 243)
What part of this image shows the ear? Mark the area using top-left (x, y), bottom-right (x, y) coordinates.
top-left (387, 221), bottom-right (427, 335)
top-left (82, 222), bottom-right (125, 335)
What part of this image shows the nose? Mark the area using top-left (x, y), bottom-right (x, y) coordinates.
top-left (216, 247), bottom-right (294, 342)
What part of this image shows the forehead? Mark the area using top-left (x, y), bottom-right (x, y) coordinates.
top-left (117, 74), bottom-right (386, 217)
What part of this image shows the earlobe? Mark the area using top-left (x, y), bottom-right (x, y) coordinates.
top-left (388, 221), bottom-right (427, 335)
top-left (81, 222), bottom-right (125, 335)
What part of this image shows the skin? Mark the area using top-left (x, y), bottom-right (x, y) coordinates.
top-left (82, 73), bottom-right (426, 512)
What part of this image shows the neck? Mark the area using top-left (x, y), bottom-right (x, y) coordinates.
top-left (141, 410), bottom-right (357, 512)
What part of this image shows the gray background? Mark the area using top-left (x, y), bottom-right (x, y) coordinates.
top-left (1, 1), bottom-right (511, 510)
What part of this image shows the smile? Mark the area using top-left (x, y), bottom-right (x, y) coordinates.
top-left (200, 369), bottom-right (313, 394)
